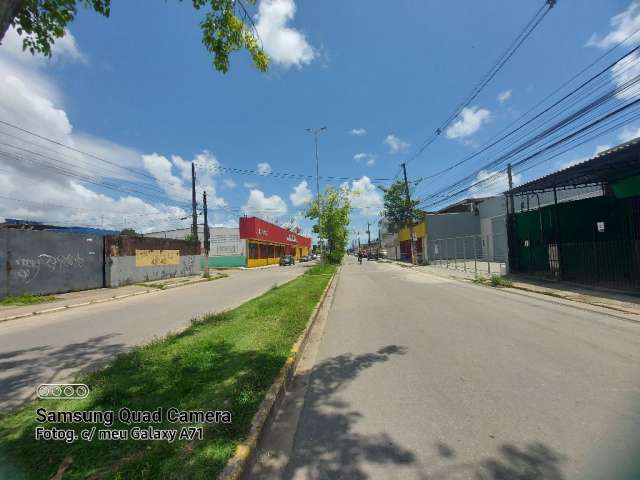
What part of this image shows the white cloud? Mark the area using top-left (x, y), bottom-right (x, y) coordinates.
top-left (498, 89), bottom-right (512, 103)
top-left (384, 134), bottom-right (410, 154)
top-left (0, 31), bottom-right (224, 232)
top-left (349, 128), bottom-right (367, 136)
top-left (588, 4), bottom-right (640, 100)
top-left (619, 124), bottom-right (640, 142)
top-left (559, 144), bottom-right (611, 170)
top-left (587, 2), bottom-right (640, 49)
top-left (141, 151), bottom-right (225, 207)
top-left (610, 51), bottom-right (640, 99)
top-left (470, 169), bottom-right (522, 197)
top-left (242, 189), bottom-right (288, 220)
top-left (353, 153), bottom-right (375, 166)
top-left (347, 176), bottom-right (383, 216)
top-left (254, 0), bottom-right (315, 68)
top-left (256, 162), bottom-right (272, 175)
top-left (243, 181), bottom-right (258, 188)
top-left (445, 106), bottom-right (491, 140)
top-left (223, 178), bottom-right (237, 188)
top-left (289, 180), bottom-right (313, 206)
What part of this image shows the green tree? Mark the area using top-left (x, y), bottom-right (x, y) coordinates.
top-left (381, 180), bottom-right (422, 233)
top-left (0, 0), bottom-right (269, 73)
top-left (119, 228), bottom-right (138, 236)
top-left (184, 232), bottom-right (197, 242)
top-left (306, 185), bottom-right (351, 264)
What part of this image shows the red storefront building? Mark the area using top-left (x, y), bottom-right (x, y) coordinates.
top-left (239, 216), bottom-right (311, 267)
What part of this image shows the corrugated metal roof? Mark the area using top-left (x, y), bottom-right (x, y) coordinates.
top-left (508, 137), bottom-right (640, 195)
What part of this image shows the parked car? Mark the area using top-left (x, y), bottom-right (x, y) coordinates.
top-left (367, 250), bottom-right (379, 261)
top-left (379, 249), bottom-right (388, 259)
top-left (300, 255), bottom-right (310, 262)
top-left (311, 253), bottom-right (317, 260)
top-left (279, 255), bottom-right (295, 266)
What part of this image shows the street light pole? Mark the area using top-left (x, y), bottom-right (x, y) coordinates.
top-left (306, 127), bottom-right (327, 257)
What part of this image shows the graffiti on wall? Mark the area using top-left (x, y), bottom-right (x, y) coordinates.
top-left (135, 249), bottom-right (180, 267)
top-left (13, 252), bottom-right (87, 284)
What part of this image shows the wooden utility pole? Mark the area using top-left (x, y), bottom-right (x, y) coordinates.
top-left (202, 191), bottom-right (210, 278)
top-left (191, 162), bottom-right (198, 244)
top-left (401, 163), bottom-right (417, 265)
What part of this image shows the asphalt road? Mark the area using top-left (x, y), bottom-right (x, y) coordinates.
top-left (0, 264), bottom-right (309, 412)
top-left (252, 257), bottom-right (640, 480)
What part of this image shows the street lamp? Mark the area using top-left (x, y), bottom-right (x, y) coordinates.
top-left (306, 127), bottom-right (326, 256)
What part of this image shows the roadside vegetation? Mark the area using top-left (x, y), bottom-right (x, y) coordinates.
top-left (0, 294), bottom-right (58, 306)
top-left (0, 263), bottom-right (336, 479)
top-left (473, 275), bottom-right (514, 288)
top-left (306, 185), bottom-right (351, 264)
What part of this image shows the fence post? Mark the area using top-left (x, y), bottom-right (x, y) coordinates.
top-left (463, 236), bottom-right (467, 272)
top-left (446, 239), bottom-right (449, 268)
top-left (454, 237), bottom-right (457, 270)
top-left (487, 235), bottom-right (491, 275)
top-left (473, 235), bottom-right (477, 276)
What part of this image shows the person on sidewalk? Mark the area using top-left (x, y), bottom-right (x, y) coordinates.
top-left (357, 251), bottom-right (363, 264)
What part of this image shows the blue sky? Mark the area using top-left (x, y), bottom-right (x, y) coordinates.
top-left (0, 0), bottom-right (638, 243)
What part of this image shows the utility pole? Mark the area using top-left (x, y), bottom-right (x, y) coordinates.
top-left (507, 163), bottom-right (515, 214)
top-left (306, 127), bottom-right (327, 257)
top-left (401, 163), bottom-right (417, 265)
top-left (202, 191), bottom-right (210, 278)
top-left (506, 163), bottom-right (515, 274)
top-left (191, 162), bottom-right (198, 244)
top-left (367, 222), bottom-right (371, 247)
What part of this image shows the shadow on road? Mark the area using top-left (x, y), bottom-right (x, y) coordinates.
top-left (281, 344), bottom-right (566, 480)
top-left (0, 334), bottom-right (127, 412)
top-left (282, 345), bottom-right (414, 479)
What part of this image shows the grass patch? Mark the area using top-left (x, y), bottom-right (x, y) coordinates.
top-left (489, 275), bottom-right (513, 288)
top-left (0, 295), bottom-right (58, 307)
top-left (473, 275), bottom-right (513, 288)
top-left (0, 263), bottom-right (336, 480)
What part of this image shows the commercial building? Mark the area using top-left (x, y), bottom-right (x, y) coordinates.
top-left (506, 138), bottom-right (640, 291)
top-left (145, 226), bottom-right (246, 268)
top-left (239, 216), bottom-right (311, 268)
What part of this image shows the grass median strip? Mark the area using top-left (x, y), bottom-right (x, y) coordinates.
top-left (0, 263), bottom-right (337, 480)
top-left (0, 295), bottom-right (59, 307)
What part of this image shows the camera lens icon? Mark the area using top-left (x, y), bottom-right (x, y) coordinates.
top-left (36, 384), bottom-right (90, 400)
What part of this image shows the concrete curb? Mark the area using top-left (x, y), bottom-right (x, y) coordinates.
top-left (218, 266), bottom-right (340, 480)
top-left (0, 275), bottom-right (221, 324)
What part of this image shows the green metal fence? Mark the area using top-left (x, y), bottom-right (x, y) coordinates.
top-left (510, 195), bottom-right (640, 291)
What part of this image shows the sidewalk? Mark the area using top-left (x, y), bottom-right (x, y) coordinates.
top-left (0, 274), bottom-right (221, 322)
top-left (382, 259), bottom-right (640, 317)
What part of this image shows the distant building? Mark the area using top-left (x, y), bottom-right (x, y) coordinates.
top-left (144, 225), bottom-right (246, 268)
top-left (239, 216), bottom-right (311, 267)
top-left (0, 219), bottom-right (118, 236)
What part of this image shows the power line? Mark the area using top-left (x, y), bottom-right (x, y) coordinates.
top-left (417, 49), bottom-right (640, 206)
top-left (405, 0), bottom-right (555, 165)
top-left (0, 119), bottom-right (157, 182)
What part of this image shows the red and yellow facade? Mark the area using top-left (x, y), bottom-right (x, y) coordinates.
top-left (239, 217), bottom-right (312, 268)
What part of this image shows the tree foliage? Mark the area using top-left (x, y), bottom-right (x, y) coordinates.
top-left (381, 180), bottom-right (422, 233)
top-left (2, 0), bottom-right (269, 73)
top-left (119, 228), bottom-right (138, 236)
top-left (306, 185), bottom-right (351, 264)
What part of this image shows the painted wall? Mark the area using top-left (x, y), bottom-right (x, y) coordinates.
top-left (0, 229), bottom-right (104, 299)
top-left (105, 236), bottom-right (200, 287)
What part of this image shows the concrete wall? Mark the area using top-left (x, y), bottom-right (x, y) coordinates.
top-left (0, 229), bottom-right (104, 299)
top-left (105, 236), bottom-right (200, 287)
top-left (425, 212), bottom-right (480, 261)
